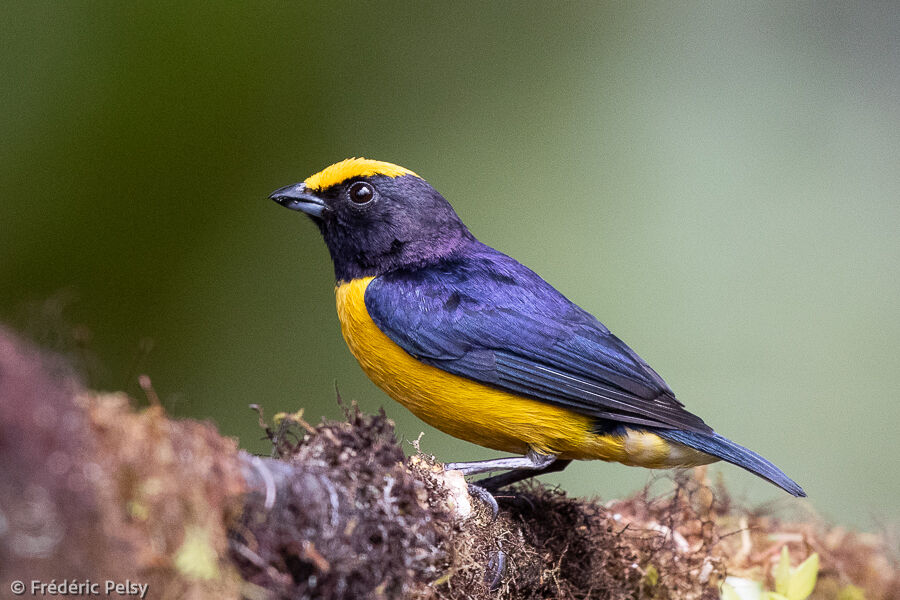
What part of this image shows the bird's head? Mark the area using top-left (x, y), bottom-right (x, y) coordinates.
top-left (270, 158), bottom-right (472, 281)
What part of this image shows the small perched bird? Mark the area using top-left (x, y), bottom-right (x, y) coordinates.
top-left (270, 158), bottom-right (805, 497)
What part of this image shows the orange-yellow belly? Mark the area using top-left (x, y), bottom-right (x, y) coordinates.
top-left (335, 277), bottom-right (714, 467)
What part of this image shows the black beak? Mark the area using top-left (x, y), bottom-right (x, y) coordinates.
top-left (269, 182), bottom-right (328, 218)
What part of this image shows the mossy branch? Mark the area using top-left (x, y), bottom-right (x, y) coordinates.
top-left (0, 327), bottom-right (896, 600)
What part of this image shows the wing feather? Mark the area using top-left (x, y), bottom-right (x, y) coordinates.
top-left (365, 242), bottom-right (711, 434)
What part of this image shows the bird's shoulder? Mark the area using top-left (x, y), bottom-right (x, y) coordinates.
top-left (368, 241), bottom-right (594, 331)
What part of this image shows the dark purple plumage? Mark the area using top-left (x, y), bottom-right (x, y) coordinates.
top-left (310, 175), bottom-right (474, 282)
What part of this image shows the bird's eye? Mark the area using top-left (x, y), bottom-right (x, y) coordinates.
top-left (348, 181), bottom-right (374, 204)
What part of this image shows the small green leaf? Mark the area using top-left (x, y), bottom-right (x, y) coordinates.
top-left (644, 564), bottom-right (659, 587)
top-left (721, 582), bottom-right (742, 600)
top-left (836, 584), bottom-right (866, 600)
top-left (786, 553), bottom-right (819, 600)
top-left (774, 546), bottom-right (791, 595)
top-left (174, 526), bottom-right (220, 580)
top-left (126, 500), bottom-right (149, 521)
top-left (722, 577), bottom-right (763, 600)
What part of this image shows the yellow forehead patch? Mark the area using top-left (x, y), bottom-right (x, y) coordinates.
top-left (303, 158), bottom-right (419, 191)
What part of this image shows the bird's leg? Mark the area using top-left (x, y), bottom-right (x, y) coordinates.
top-left (476, 458), bottom-right (572, 492)
top-left (444, 448), bottom-right (558, 476)
top-left (445, 449), bottom-right (557, 515)
top-left (445, 449), bottom-right (561, 517)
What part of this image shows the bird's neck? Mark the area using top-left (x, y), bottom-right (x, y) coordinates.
top-left (330, 228), bottom-right (476, 283)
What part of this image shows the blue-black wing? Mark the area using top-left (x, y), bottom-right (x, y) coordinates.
top-left (364, 242), bottom-right (712, 433)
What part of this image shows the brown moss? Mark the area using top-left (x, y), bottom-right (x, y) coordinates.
top-left (232, 409), bottom-right (731, 600)
top-left (236, 405), bottom-right (897, 600)
top-left (435, 474), bottom-right (726, 600)
top-left (83, 392), bottom-right (246, 598)
top-left (0, 326), bottom-right (106, 581)
top-left (231, 403), bottom-right (455, 599)
top-left (0, 327), bottom-right (247, 600)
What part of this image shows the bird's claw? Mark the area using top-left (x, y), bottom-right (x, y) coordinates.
top-left (486, 549), bottom-right (507, 590)
top-left (466, 483), bottom-right (499, 520)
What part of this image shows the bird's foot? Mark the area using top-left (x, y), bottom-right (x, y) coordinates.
top-left (486, 548), bottom-right (507, 590)
top-left (466, 483), bottom-right (499, 519)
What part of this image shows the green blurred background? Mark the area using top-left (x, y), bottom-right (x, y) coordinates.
top-left (2, 3), bottom-right (898, 529)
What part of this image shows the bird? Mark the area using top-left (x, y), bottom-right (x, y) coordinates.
top-left (269, 157), bottom-right (806, 497)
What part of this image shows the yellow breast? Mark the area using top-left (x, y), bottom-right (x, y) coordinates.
top-left (334, 277), bottom-right (714, 467)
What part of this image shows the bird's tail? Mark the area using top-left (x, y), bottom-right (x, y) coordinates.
top-left (656, 430), bottom-right (806, 497)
